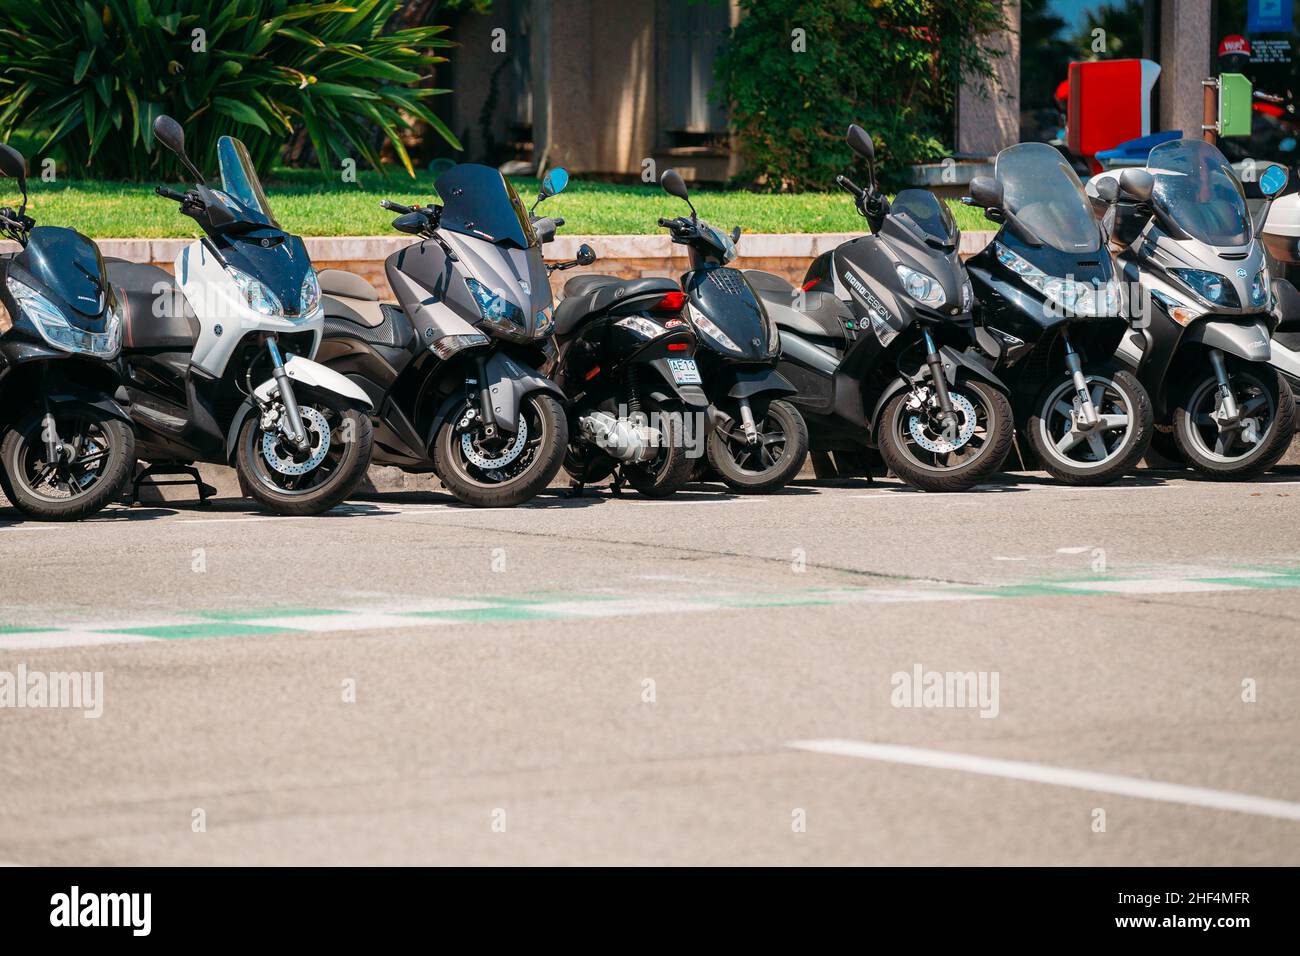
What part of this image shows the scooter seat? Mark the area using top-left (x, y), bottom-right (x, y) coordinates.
top-left (318, 268), bottom-right (381, 302)
top-left (744, 270), bottom-right (850, 343)
top-left (553, 274), bottom-right (681, 337)
top-left (106, 260), bottom-right (199, 351)
top-left (1273, 276), bottom-right (1300, 333)
top-left (323, 301), bottom-right (411, 349)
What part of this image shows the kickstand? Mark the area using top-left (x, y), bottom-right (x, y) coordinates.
top-left (124, 463), bottom-right (217, 507)
top-left (610, 466), bottom-right (626, 497)
top-left (564, 479), bottom-right (585, 499)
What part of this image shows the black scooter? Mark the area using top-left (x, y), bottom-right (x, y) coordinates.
top-left (548, 245), bottom-right (710, 498)
top-left (658, 170), bottom-right (809, 493)
top-left (963, 142), bottom-right (1153, 484)
top-left (747, 125), bottom-right (1014, 492)
top-left (0, 143), bottom-right (134, 520)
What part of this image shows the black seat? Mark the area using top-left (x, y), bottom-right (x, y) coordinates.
top-left (324, 302), bottom-right (412, 349)
top-left (106, 260), bottom-right (199, 351)
top-left (1273, 276), bottom-right (1300, 335)
top-left (553, 274), bottom-right (681, 337)
top-left (744, 269), bottom-right (850, 342)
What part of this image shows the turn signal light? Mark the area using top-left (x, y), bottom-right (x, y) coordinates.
top-left (654, 291), bottom-right (687, 311)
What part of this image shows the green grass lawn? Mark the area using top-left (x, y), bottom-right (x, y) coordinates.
top-left (9, 168), bottom-right (991, 238)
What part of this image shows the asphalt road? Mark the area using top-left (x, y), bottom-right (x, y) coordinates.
top-left (2, 467), bottom-right (1300, 866)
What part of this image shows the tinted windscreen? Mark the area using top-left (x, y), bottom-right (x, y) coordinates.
top-left (217, 136), bottom-right (277, 227)
top-left (994, 142), bottom-right (1099, 253)
top-left (1148, 139), bottom-right (1250, 246)
top-left (890, 189), bottom-right (957, 245)
top-left (435, 164), bottom-right (536, 249)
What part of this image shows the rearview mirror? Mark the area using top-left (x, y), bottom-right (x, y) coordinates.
top-left (661, 169), bottom-right (689, 202)
top-left (539, 167), bottom-right (569, 201)
top-left (1093, 177), bottom-right (1120, 205)
top-left (1118, 168), bottom-right (1154, 203)
top-left (1259, 163), bottom-right (1289, 198)
top-left (153, 114), bottom-right (205, 184)
top-left (576, 243), bottom-right (596, 266)
top-left (846, 124), bottom-right (875, 162)
top-left (967, 176), bottom-right (1003, 210)
top-left (0, 143), bottom-right (27, 191)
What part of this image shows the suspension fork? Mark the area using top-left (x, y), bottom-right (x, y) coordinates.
top-left (1207, 348), bottom-right (1241, 423)
top-left (266, 336), bottom-right (309, 451)
top-left (40, 394), bottom-right (63, 465)
top-left (1063, 334), bottom-right (1100, 427)
top-left (475, 353), bottom-right (497, 439)
top-left (922, 328), bottom-right (957, 430)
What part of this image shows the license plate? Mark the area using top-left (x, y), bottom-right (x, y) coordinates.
top-left (667, 358), bottom-right (701, 385)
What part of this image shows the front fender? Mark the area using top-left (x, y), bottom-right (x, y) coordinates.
top-left (937, 345), bottom-right (1008, 392)
top-left (480, 351), bottom-right (567, 435)
top-left (725, 366), bottom-right (797, 400)
top-left (45, 389), bottom-right (131, 426)
top-left (1185, 319), bottom-right (1273, 363)
top-left (252, 355), bottom-right (374, 410)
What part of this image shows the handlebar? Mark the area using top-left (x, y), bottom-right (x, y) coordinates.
top-left (835, 175), bottom-right (865, 200)
top-left (155, 186), bottom-right (188, 203)
top-left (380, 199), bottom-right (415, 215)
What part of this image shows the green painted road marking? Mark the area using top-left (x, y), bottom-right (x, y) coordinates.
top-left (197, 607), bottom-right (350, 621)
top-left (104, 622), bottom-right (295, 640)
top-left (416, 606), bottom-right (564, 623)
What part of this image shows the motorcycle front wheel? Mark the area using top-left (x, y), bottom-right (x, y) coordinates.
top-left (1026, 365), bottom-right (1152, 486)
top-left (1172, 363), bottom-right (1295, 478)
top-left (877, 380), bottom-right (1013, 492)
top-left (0, 405), bottom-right (134, 520)
top-left (236, 397), bottom-right (373, 516)
top-left (706, 398), bottom-right (809, 494)
top-left (436, 392), bottom-right (567, 507)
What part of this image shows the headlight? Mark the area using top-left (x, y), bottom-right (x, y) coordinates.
top-left (6, 276), bottom-right (121, 357)
top-left (994, 242), bottom-right (1118, 317)
top-left (687, 301), bottom-right (740, 353)
top-left (961, 277), bottom-right (974, 313)
top-left (300, 269), bottom-right (321, 318)
top-left (615, 316), bottom-right (664, 339)
top-left (1250, 268), bottom-right (1269, 308)
top-left (466, 278), bottom-right (526, 329)
top-left (1171, 268), bottom-right (1240, 308)
top-left (228, 267), bottom-right (283, 317)
top-left (895, 265), bottom-right (945, 307)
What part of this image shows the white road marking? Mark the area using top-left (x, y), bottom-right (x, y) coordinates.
top-left (787, 739), bottom-right (1300, 822)
top-left (1065, 578), bottom-right (1249, 594)
top-left (1056, 546), bottom-right (1091, 554)
top-left (0, 631), bottom-right (160, 650)
top-left (629, 498), bottom-right (762, 506)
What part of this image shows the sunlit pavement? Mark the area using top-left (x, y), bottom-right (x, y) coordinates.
top-left (2, 468), bottom-right (1299, 864)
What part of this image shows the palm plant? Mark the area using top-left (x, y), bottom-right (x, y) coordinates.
top-left (0, 0), bottom-right (460, 180)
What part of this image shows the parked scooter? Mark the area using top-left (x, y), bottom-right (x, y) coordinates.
top-left (657, 170), bottom-right (809, 492)
top-left (547, 208), bottom-right (710, 497)
top-left (1258, 189), bottom-right (1300, 401)
top-left (107, 115), bottom-right (374, 515)
top-left (1089, 140), bottom-right (1295, 477)
top-left (0, 143), bottom-right (135, 520)
top-left (747, 125), bottom-right (1014, 492)
top-left (314, 163), bottom-right (567, 507)
top-left (964, 142), bottom-right (1153, 484)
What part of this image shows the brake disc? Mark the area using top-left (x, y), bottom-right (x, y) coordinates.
top-left (909, 392), bottom-right (977, 453)
top-left (462, 414), bottom-right (528, 469)
top-left (261, 406), bottom-right (331, 476)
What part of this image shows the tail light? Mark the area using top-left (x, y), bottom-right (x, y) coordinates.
top-left (801, 279), bottom-right (822, 292)
top-left (666, 342), bottom-right (689, 352)
top-left (653, 291), bottom-right (687, 311)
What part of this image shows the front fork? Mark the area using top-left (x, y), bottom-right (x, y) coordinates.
top-left (1207, 348), bottom-right (1242, 424)
top-left (737, 397), bottom-right (759, 445)
top-left (922, 328), bottom-right (957, 431)
top-left (266, 336), bottom-right (309, 452)
top-left (1064, 334), bottom-right (1100, 428)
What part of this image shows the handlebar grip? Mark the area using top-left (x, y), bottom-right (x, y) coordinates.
top-left (835, 175), bottom-right (865, 199)
top-left (657, 217), bottom-right (673, 228)
top-left (155, 186), bottom-right (186, 203)
top-left (381, 199), bottom-right (414, 214)
top-left (553, 217), bottom-right (565, 228)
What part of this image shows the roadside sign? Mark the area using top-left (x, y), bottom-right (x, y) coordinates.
top-left (1219, 73), bottom-right (1254, 137)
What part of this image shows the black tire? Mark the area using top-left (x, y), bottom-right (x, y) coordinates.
top-left (877, 380), bottom-right (1014, 492)
top-left (237, 398), bottom-right (373, 516)
top-left (0, 405), bottom-right (134, 521)
top-left (1026, 365), bottom-right (1152, 485)
top-left (562, 445), bottom-right (616, 486)
top-left (1148, 427), bottom-right (1187, 467)
top-left (620, 397), bottom-right (696, 498)
top-left (1172, 363), bottom-right (1296, 479)
top-left (436, 392), bottom-right (567, 507)
top-left (833, 448), bottom-right (886, 478)
top-left (706, 398), bottom-right (809, 493)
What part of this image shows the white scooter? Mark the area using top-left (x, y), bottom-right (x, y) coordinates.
top-left (1259, 191), bottom-right (1300, 398)
top-left (107, 115), bottom-right (373, 515)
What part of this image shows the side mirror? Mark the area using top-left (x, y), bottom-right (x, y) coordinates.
top-left (846, 124), bottom-right (875, 162)
top-left (539, 167), bottom-right (569, 202)
top-left (1118, 168), bottom-right (1154, 202)
top-left (153, 114), bottom-right (205, 184)
top-left (1260, 163), bottom-right (1289, 198)
top-left (576, 243), bottom-right (596, 266)
top-left (730, 226), bottom-right (741, 243)
top-left (1094, 177), bottom-right (1120, 205)
top-left (967, 176), bottom-right (1004, 210)
top-left (661, 169), bottom-right (689, 202)
top-left (0, 143), bottom-right (27, 191)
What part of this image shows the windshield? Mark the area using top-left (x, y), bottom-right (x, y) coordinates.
top-left (994, 142), bottom-right (1099, 253)
top-left (1147, 139), bottom-right (1250, 246)
top-left (216, 136), bottom-right (277, 227)
top-left (436, 164), bottom-right (536, 249)
top-left (890, 189), bottom-right (957, 245)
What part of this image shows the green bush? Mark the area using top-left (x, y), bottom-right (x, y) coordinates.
top-left (717, 0), bottom-right (1010, 191)
top-left (0, 0), bottom-right (460, 180)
